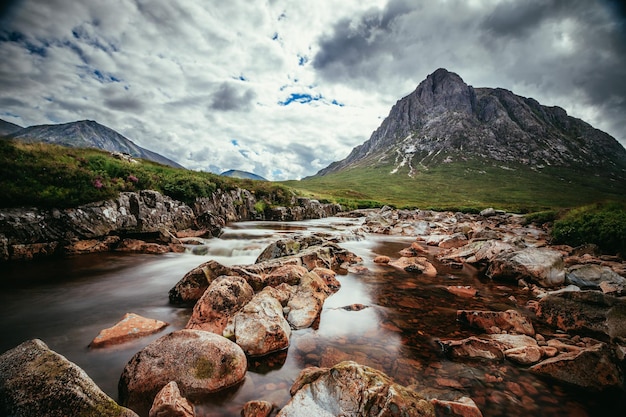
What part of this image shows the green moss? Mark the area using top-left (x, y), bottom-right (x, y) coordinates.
top-left (194, 357), bottom-right (215, 379)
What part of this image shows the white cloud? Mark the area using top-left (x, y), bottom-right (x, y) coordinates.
top-left (1, 0), bottom-right (625, 180)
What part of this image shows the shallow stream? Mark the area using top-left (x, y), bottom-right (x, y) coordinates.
top-left (0, 217), bottom-right (623, 416)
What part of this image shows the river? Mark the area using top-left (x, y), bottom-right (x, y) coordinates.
top-left (0, 217), bottom-right (622, 416)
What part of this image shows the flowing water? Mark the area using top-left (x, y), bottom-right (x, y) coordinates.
top-left (0, 217), bottom-right (623, 416)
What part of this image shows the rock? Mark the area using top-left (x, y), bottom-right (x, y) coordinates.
top-left (185, 276), bottom-right (254, 334)
top-left (438, 233), bottom-right (468, 249)
top-left (439, 337), bottom-right (505, 361)
top-left (446, 286), bottom-right (477, 298)
top-left (277, 361), bottom-right (435, 417)
top-left (168, 260), bottom-right (261, 305)
top-left (535, 290), bottom-right (626, 342)
top-left (149, 381), bottom-right (195, 417)
top-left (374, 255), bottom-right (391, 263)
top-left (457, 309), bottom-right (535, 336)
top-left (431, 396), bottom-right (483, 417)
top-left (312, 267), bottom-right (341, 291)
top-left (115, 238), bottom-right (171, 254)
top-left (119, 329), bottom-right (247, 415)
top-left (264, 264), bottom-right (308, 287)
top-left (389, 256), bottom-right (438, 277)
top-left (439, 239), bottom-right (516, 265)
top-left (65, 235), bottom-right (121, 255)
top-left (487, 247), bottom-right (565, 287)
top-left (242, 400), bottom-right (274, 417)
top-left (224, 288), bottom-right (292, 356)
top-left (530, 342), bottom-right (624, 390)
top-left (0, 339), bottom-right (137, 417)
top-left (566, 264), bottom-right (626, 290)
top-left (286, 271), bottom-right (333, 329)
top-left (480, 207), bottom-right (497, 217)
top-left (90, 312), bottom-right (169, 348)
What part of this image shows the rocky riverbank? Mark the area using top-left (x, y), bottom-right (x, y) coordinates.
top-left (1, 206), bottom-right (625, 416)
top-left (0, 188), bottom-right (340, 262)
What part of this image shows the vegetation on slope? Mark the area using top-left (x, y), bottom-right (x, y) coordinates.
top-left (284, 158), bottom-right (626, 213)
top-left (0, 140), bottom-right (292, 209)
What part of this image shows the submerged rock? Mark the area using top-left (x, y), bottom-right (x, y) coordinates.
top-left (119, 329), bottom-right (246, 415)
top-left (0, 339), bottom-right (137, 417)
top-left (457, 309), bottom-right (535, 336)
top-left (277, 361), bottom-right (435, 416)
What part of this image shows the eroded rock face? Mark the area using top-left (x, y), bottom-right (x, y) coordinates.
top-left (224, 288), bottom-right (292, 356)
top-left (277, 361), bottom-right (435, 417)
top-left (0, 339), bottom-right (137, 417)
top-left (119, 329), bottom-right (246, 415)
top-left (90, 312), bottom-right (169, 348)
top-left (185, 276), bottom-right (254, 334)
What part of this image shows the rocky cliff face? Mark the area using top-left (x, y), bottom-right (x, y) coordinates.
top-left (0, 189), bottom-right (341, 262)
top-left (317, 68), bottom-right (626, 176)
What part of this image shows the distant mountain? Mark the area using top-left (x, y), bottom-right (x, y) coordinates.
top-left (0, 119), bottom-right (22, 136)
top-left (316, 68), bottom-right (626, 177)
top-left (4, 120), bottom-right (184, 169)
top-left (220, 169), bottom-right (267, 181)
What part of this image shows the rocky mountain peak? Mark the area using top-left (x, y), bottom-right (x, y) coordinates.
top-left (316, 68), bottom-right (626, 177)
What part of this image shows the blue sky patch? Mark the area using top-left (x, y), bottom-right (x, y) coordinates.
top-left (278, 93), bottom-right (323, 106)
top-left (231, 139), bottom-right (239, 146)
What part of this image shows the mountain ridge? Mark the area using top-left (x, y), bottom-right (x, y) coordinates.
top-left (315, 68), bottom-right (626, 178)
top-left (220, 169), bottom-right (267, 181)
top-left (3, 119), bottom-right (184, 169)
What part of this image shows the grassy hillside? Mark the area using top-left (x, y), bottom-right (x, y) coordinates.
top-left (0, 139), bottom-right (292, 209)
top-left (284, 158), bottom-right (626, 212)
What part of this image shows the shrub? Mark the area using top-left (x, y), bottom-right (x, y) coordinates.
top-left (551, 202), bottom-right (626, 256)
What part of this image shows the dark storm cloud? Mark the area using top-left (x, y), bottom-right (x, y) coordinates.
top-left (104, 97), bottom-right (145, 113)
top-left (210, 83), bottom-right (256, 112)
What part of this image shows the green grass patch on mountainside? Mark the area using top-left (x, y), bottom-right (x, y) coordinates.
top-left (0, 140), bottom-right (293, 209)
top-left (283, 158), bottom-right (626, 212)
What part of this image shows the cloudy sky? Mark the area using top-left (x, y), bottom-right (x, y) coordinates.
top-left (1, 0), bottom-right (625, 180)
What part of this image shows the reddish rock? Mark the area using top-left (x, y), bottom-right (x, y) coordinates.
top-left (224, 288), bottom-right (291, 356)
top-left (439, 336), bottom-right (505, 361)
top-left (242, 400), bottom-right (273, 417)
top-left (264, 264), bottom-right (308, 287)
top-left (373, 255), bottom-right (391, 264)
top-left (65, 236), bottom-right (120, 255)
top-left (530, 342), bottom-right (624, 390)
top-left (185, 276), bottom-right (254, 334)
top-left (438, 233), bottom-right (469, 249)
top-left (119, 329), bottom-right (247, 415)
top-left (90, 313), bottom-right (168, 348)
top-left (149, 381), bottom-right (195, 417)
top-left (115, 238), bottom-right (171, 254)
top-left (312, 267), bottom-right (341, 291)
top-left (457, 309), bottom-right (535, 336)
top-left (431, 396), bottom-right (483, 417)
top-left (287, 271), bottom-right (333, 329)
top-left (389, 256), bottom-right (437, 277)
top-left (504, 346), bottom-right (543, 365)
top-left (446, 286), bottom-right (477, 298)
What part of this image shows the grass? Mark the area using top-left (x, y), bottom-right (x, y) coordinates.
top-left (0, 139), bottom-right (294, 209)
top-left (283, 157), bottom-right (626, 212)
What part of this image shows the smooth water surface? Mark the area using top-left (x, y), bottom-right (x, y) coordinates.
top-left (0, 217), bottom-right (623, 416)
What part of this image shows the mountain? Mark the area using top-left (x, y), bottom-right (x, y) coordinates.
top-left (220, 169), bottom-right (267, 181)
top-left (0, 119), bottom-right (22, 136)
top-left (316, 68), bottom-right (626, 177)
top-left (4, 120), bottom-right (184, 168)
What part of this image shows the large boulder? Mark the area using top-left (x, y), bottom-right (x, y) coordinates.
top-left (119, 329), bottom-right (247, 415)
top-left (566, 264), bottom-right (626, 291)
top-left (530, 342), bottom-right (624, 390)
top-left (224, 287), bottom-right (292, 356)
top-left (286, 271), bottom-right (333, 329)
top-left (487, 247), bottom-right (565, 287)
top-left (186, 276), bottom-right (254, 334)
top-left (535, 290), bottom-right (626, 342)
top-left (277, 361), bottom-right (435, 417)
top-left (0, 339), bottom-right (137, 417)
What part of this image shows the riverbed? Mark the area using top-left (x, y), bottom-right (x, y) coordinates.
top-left (0, 217), bottom-right (622, 416)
